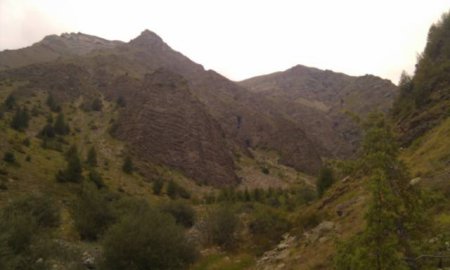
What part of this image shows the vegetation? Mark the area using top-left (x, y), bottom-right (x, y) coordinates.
top-left (153, 178), bottom-right (164, 195)
top-left (160, 200), bottom-right (196, 228)
top-left (86, 146), bottom-right (98, 167)
top-left (72, 183), bottom-right (115, 240)
top-left (316, 166), bottom-right (334, 197)
top-left (122, 156), bottom-right (133, 174)
top-left (10, 107), bottom-right (30, 131)
top-left (56, 145), bottom-right (83, 183)
top-left (204, 205), bottom-right (238, 250)
top-left (101, 202), bottom-right (198, 270)
top-left (334, 113), bottom-right (427, 269)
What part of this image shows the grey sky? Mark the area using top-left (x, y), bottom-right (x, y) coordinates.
top-left (1, 0), bottom-right (449, 83)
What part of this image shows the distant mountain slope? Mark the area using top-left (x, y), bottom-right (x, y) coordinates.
top-left (0, 30), bottom-right (323, 185)
top-left (240, 65), bottom-right (398, 157)
top-left (0, 32), bottom-right (123, 70)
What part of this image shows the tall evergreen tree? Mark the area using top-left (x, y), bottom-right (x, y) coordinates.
top-left (10, 107), bottom-right (30, 131)
top-left (316, 166), bottom-right (334, 197)
top-left (86, 147), bottom-right (98, 167)
top-left (122, 156), bottom-right (133, 174)
top-left (46, 94), bottom-right (61, 112)
top-left (334, 113), bottom-right (426, 270)
top-left (53, 113), bottom-right (70, 135)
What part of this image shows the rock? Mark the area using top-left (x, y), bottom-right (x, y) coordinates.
top-left (35, 258), bottom-right (44, 264)
top-left (409, 177), bottom-right (421, 185)
top-left (82, 251), bottom-right (95, 269)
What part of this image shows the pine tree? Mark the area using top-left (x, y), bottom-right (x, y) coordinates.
top-left (122, 156), bottom-right (133, 174)
top-left (46, 94), bottom-right (61, 112)
top-left (86, 147), bottom-right (98, 167)
top-left (91, 98), bottom-right (103, 111)
top-left (334, 113), bottom-right (426, 270)
top-left (4, 94), bottom-right (16, 110)
top-left (10, 107), bottom-right (30, 131)
top-left (57, 152), bottom-right (83, 183)
top-left (316, 166), bottom-right (334, 197)
top-left (54, 113), bottom-right (70, 135)
top-left (152, 178), bottom-right (164, 195)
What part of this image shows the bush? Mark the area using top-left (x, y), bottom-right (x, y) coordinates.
top-left (249, 206), bottom-right (291, 254)
top-left (167, 180), bottom-right (190, 199)
top-left (101, 204), bottom-right (198, 270)
top-left (91, 98), bottom-right (103, 111)
top-left (89, 169), bottom-right (105, 189)
top-left (86, 147), bottom-right (98, 167)
top-left (160, 200), bottom-right (196, 228)
top-left (0, 195), bottom-right (60, 269)
top-left (204, 205), bottom-right (238, 249)
top-left (72, 183), bottom-right (115, 240)
top-left (3, 152), bottom-right (15, 163)
top-left (122, 156), bottom-right (133, 174)
top-left (153, 178), bottom-right (164, 195)
top-left (10, 107), bottom-right (30, 131)
top-left (317, 167), bottom-right (334, 197)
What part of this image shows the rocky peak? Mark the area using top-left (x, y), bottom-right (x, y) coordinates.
top-left (129, 29), bottom-right (165, 48)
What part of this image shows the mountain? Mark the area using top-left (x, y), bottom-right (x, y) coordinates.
top-left (240, 65), bottom-right (398, 158)
top-left (0, 32), bottom-right (123, 71)
top-left (0, 30), bottom-right (323, 186)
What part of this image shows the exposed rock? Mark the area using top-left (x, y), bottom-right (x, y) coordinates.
top-left (410, 177), bottom-right (421, 185)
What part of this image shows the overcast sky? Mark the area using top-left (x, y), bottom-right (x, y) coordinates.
top-left (1, 0), bottom-right (449, 83)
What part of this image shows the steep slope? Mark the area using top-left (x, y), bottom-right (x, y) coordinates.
top-left (0, 32), bottom-right (123, 71)
top-left (113, 70), bottom-right (238, 186)
top-left (392, 12), bottom-right (450, 146)
top-left (0, 30), bottom-right (323, 185)
top-left (240, 65), bottom-right (398, 157)
top-left (79, 30), bottom-right (323, 175)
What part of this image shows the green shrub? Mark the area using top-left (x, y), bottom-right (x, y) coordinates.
top-left (153, 178), bottom-right (164, 195)
top-left (317, 167), bottom-right (334, 197)
top-left (86, 146), bottom-right (98, 167)
top-left (89, 169), bottom-right (105, 189)
top-left (167, 180), bottom-right (190, 199)
top-left (160, 200), bottom-right (196, 228)
top-left (10, 107), bottom-right (30, 131)
top-left (204, 205), bottom-right (238, 250)
top-left (101, 204), bottom-right (198, 270)
top-left (0, 195), bottom-right (60, 269)
top-left (72, 183), bottom-right (115, 240)
top-left (122, 156), bottom-right (133, 174)
top-left (249, 207), bottom-right (291, 253)
top-left (3, 152), bottom-right (15, 163)
top-left (91, 98), bottom-right (103, 111)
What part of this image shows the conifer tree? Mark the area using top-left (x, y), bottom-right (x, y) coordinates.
top-left (46, 94), bottom-right (61, 112)
top-left (54, 113), bottom-right (70, 135)
top-left (10, 107), bottom-right (30, 131)
top-left (4, 94), bottom-right (16, 110)
top-left (86, 147), bottom-right (98, 167)
top-left (122, 156), bottom-right (133, 174)
top-left (334, 113), bottom-right (426, 270)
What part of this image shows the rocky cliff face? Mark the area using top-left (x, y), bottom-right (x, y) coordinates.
top-left (112, 70), bottom-right (239, 186)
top-left (240, 65), bottom-right (398, 157)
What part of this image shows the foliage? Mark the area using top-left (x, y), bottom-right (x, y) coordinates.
top-left (334, 113), bottom-right (427, 270)
top-left (152, 178), bottom-right (164, 195)
top-left (86, 146), bottom-right (98, 167)
top-left (88, 169), bottom-right (105, 189)
top-left (53, 112), bottom-right (70, 135)
top-left (316, 166), bottom-right (334, 197)
top-left (46, 93), bottom-right (60, 112)
top-left (122, 156), bottom-right (133, 174)
top-left (3, 152), bottom-right (16, 164)
top-left (101, 203), bottom-right (198, 270)
top-left (167, 180), bottom-right (190, 199)
top-left (10, 107), bottom-right (30, 131)
top-left (160, 200), bottom-right (196, 228)
top-left (0, 195), bottom-right (60, 269)
top-left (204, 204), bottom-right (238, 250)
top-left (116, 96), bottom-right (126, 107)
top-left (3, 94), bottom-right (16, 110)
top-left (72, 183), bottom-right (115, 240)
top-left (249, 206), bottom-right (291, 254)
top-left (56, 145), bottom-right (83, 183)
top-left (91, 97), bottom-right (103, 111)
